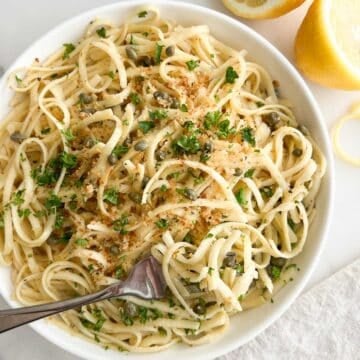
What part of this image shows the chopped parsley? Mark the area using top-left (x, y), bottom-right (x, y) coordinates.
top-left (54, 214), bottom-right (64, 229)
top-left (138, 121), bottom-right (155, 134)
top-left (108, 70), bottom-right (115, 79)
top-left (63, 43), bottom-right (75, 59)
top-left (59, 151), bottom-right (77, 169)
top-left (17, 208), bottom-right (31, 218)
top-left (112, 144), bottom-right (129, 158)
top-left (45, 193), bottom-right (62, 210)
top-left (129, 92), bottom-right (141, 105)
top-left (241, 127), bottom-right (256, 147)
top-left (235, 188), bottom-right (247, 206)
top-left (96, 27), bottom-right (107, 38)
top-left (138, 10), bottom-right (148, 18)
top-left (113, 214), bottom-right (129, 234)
top-left (244, 168), bottom-right (255, 178)
top-left (204, 111), bottom-right (222, 130)
top-left (103, 188), bottom-right (119, 205)
top-left (11, 190), bottom-right (25, 206)
top-left (149, 109), bottom-right (167, 121)
top-left (180, 104), bottom-right (188, 112)
top-left (225, 66), bottom-right (239, 84)
top-left (217, 119), bottom-right (235, 139)
top-left (155, 218), bottom-right (169, 229)
top-left (172, 134), bottom-right (201, 155)
top-left (115, 266), bottom-right (125, 279)
top-left (80, 309), bottom-right (106, 331)
top-left (154, 43), bottom-right (164, 64)
top-left (186, 59), bottom-right (200, 71)
top-left (61, 128), bottom-right (75, 143)
top-left (75, 238), bottom-right (88, 247)
top-left (269, 265), bottom-right (281, 279)
top-left (208, 267), bottom-right (214, 275)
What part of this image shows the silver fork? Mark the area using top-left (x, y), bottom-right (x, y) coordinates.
top-left (0, 256), bottom-right (167, 333)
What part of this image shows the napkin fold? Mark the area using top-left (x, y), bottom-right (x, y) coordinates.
top-left (219, 258), bottom-right (360, 360)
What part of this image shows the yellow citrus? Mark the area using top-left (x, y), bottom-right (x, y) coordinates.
top-left (222, 0), bottom-right (306, 19)
top-left (295, 0), bottom-right (360, 90)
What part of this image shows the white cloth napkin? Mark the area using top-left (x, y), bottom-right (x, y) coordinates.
top-left (218, 258), bottom-right (360, 360)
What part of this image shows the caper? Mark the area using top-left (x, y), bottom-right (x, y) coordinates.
top-left (141, 176), bottom-right (150, 189)
top-left (222, 251), bottom-right (237, 268)
top-left (234, 168), bottom-right (242, 176)
top-left (124, 137), bottom-right (132, 146)
top-left (84, 137), bottom-right (96, 148)
top-left (107, 153), bottom-right (118, 165)
top-left (170, 98), bottom-right (180, 109)
top-left (136, 55), bottom-right (152, 67)
top-left (125, 46), bottom-right (137, 61)
top-left (203, 142), bottom-right (213, 153)
top-left (270, 257), bottom-right (286, 268)
top-left (129, 192), bottom-right (142, 204)
top-left (292, 148), bottom-right (303, 157)
top-left (263, 112), bottom-right (281, 130)
top-left (272, 80), bottom-right (281, 97)
top-left (134, 140), bottom-right (148, 151)
top-left (10, 131), bottom-right (26, 144)
top-left (153, 90), bottom-right (170, 102)
top-left (183, 188), bottom-right (197, 201)
top-left (193, 302), bottom-right (206, 315)
top-left (109, 244), bottom-right (120, 255)
top-left (185, 283), bottom-right (201, 294)
top-left (124, 301), bottom-right (138, 317)
top-left (165, 45), bottom-right (175, 57)
top-left (298, 125), bottom-right (309, 136)
top-left (46, 236), bottom-right (59, 246)
top-left (81, 108), bottom-right (96, 115)
top-left (156, 150), bottom-right (166, 161)
top-left (79, 93), bottom-right (93, 105)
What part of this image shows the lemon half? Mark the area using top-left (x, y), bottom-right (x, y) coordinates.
top-left (222, 0), bottom-right (306, 19)
top-left (295, 0), bottom-right (360, 90)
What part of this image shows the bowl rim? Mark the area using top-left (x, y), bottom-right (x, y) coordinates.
top-left (0, 1), bottom-right (335, 359)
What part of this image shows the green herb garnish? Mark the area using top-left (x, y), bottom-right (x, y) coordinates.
top-left (225, 66), bottom-right (239, 84)
top-left (138, 121), bottom-right (155, 134)
top-left (96, 27), bottom-right (107, 38)
top-left (235, 188), bottom-right (247, 206)
top-left (103, 188), bottom-right (119, 205)
top-left (75, 238), bottom-right (88, 247)
top-left (155, 218), bottom-right (169, 229)
top-left (244, 168), bottom-right (255, 178)
top-left (241, 127), bottom-right (256, 146)
top-left (129, 92), bottom-right (141, 105)
top-left (149, 109), bottom-right (167, 121)
top-left (63, 43), bottom-right (75, 59)
top-left (154, 43), bottom-right (164, 64)
top-left (186, 59), bottom-right (200, 71)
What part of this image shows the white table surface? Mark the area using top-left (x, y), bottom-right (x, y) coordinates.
top-left (0, 0), bottom-right (359, 359)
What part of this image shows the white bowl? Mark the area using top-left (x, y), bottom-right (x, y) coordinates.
top-left (0, 1), bottom-right (334, 359)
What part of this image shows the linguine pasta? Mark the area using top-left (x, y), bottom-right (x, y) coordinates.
top-left (0, 8), bottom-right (326, 352)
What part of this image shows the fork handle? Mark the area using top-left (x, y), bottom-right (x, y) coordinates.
top-left (0, 287), bottom-right (112, 333)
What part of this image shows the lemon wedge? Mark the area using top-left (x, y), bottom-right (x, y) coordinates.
top-left (295, 0), bottom-right (360, 90)
top-left (222, 0), bottom-right (306, 19)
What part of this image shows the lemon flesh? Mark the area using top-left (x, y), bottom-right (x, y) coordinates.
top-left (222, 0), bottom-right (306, 19)
top-left (295, 0), bottom-right (360, 90)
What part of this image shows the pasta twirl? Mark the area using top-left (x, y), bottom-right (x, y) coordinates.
top-left (0, 8), bottom-right (326, 352)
